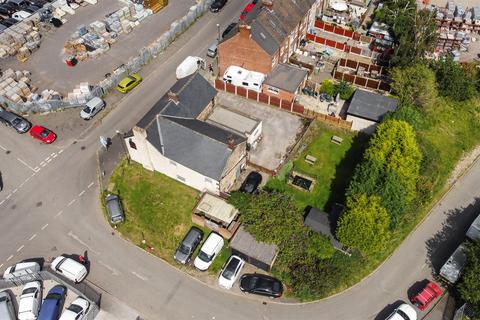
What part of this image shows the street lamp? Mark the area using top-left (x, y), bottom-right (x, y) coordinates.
top-left (216, 23), bottom-right (221, 43)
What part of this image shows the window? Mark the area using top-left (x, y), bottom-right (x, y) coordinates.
top-left (242, 82), bottom-right (249, 86)
top-left (128, 138), bottom-right (136, 150)
top-left (170, 160), bottom-right (177, 166)
top-left (176, 175), bottom-right (185, 182)
top-left (268, 86), bottom-right (279, 94)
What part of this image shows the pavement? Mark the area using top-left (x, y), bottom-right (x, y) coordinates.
top-left (1, 0), bottom-right (480, 319)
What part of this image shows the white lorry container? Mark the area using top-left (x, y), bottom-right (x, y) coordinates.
top-left (222, 66), bottom-right (265, 93)
top-left (176, 56), bottom-right (205, 79)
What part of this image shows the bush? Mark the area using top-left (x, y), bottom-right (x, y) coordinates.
top-left (335, 81), bottom-right (356, 100)
top-left (434, 57), bottom-right (477, 101)
top-left (320, 80), bottom-right (336, 96)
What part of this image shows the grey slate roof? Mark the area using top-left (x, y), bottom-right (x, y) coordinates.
top-left (230, 226), bottom-right (278, 267)
top-left (304, 207), bottom-right (344, 250)
top-left (136, 73), bottom-right (217, 128)
top-left (347, 89), bottom-right (398, 122)
top-left (145, 116), bottom-right (245, 181)
top-left (264, 63), bottom-right (308, 92)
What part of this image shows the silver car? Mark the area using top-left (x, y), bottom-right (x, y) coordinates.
top-left (0, 107), bottom-right (31, 133)
top-left (105, 194), bottom-right (125, 224)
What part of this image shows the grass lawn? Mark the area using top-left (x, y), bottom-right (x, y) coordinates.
top-left (267, 121), bottom-right (369, 211)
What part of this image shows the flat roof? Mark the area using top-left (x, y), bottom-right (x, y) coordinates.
top-left (195, 193), bottom-right (239, 225)
top-left (347, 89), bottom-right (398, 122)
top-left (207, 106), bottom-right (260, 135)
top-left (264, 63), bottom-right (308, 93)
top-left (230, 226), bottom-right (278, 265)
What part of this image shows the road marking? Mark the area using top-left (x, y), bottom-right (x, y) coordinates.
top-left (33, 167), bottom-right (39, 171)
top-left (55, 210), bottom-right (63, 217)
top-left (5, 194), bottom-right (11, 199)
top-left (18, 182), bottom-right (25, 188)
top-left (58, 149), bottom-right (64, 154)
top-left (16, 245), bottom-right (24, 252)
top-left (41, 163), bottom-right (47, 167)
top-left (52, 154), bottom-right (58, 159)
top-left (0, 264), bottom-right (3, 268)
top-left (28, 234), bottom-right (37, 241)
top-left (41, 223), bottom-right (49, 230)
top-left (44, 157), bottom-right (50, 162)
top-left (12, 188), bottom-right (17, 194)
top-left (78, 190), bottom-right (85, 197)
top-left (30, 172), bottom-right (36, 178)
top-left (50, 152), bottom-right (56, 157)
top-left (46, 158), bottom-right (52, 163)
top-left (6, 255), bottom-right (13, 261)
top-left (67, 231), bottom-right (100, 255)
top-left (99, 260), bottom-right (121, 276)
top-left (0, 200), bottom-right (4, 205)
top-left (87, 182), bottom-right (94, 188)
top-left (25, 177), bottom-right (31, 183)
top-left (0, 144), bottom-right (6, 150)
top-left (67, 199), bottom-right (76, 206)
top-left (16, 157), bottom-right (37, 172)
top-left (131, 271), bottom-right (148, 281)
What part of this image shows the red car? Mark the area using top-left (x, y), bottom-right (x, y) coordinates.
top-left (410, 281), bottom-right (443, 311)
top-left (240, 2), bottom-right (255, 20)
top-left (29, 125), bottom-right (56, 144)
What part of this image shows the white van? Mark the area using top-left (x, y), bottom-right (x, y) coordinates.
top-left (0, 291), bottom-right (16, 320)
top-left (194, 233), bottom-right (224, 271)
top-left (176, 56), bottom-right (205, 79)
top-left (18, 281), bottom-right (42, 320)
top-left (222, 66), bottom-right (265, 93)
top-left (3, 262), bottom-right (41, 279)
top-left (80, 97), bottom-right (105, 120)
top-left (50, 256), bottom-right (87, 283)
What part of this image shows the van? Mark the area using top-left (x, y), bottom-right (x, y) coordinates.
top-left (80, 97), bottom-right (105, 120)
top-left (207, 42), bottom-right (218, 58)
top-left (174, 227), bottom-right (203, 264)
top-left (38, 285), bottom-right (66, 320)
top-left (50, 256), bottom-right (87, 283)
top-left (3, 261), bottom-right (41, 279)
top-left (0, 291), bottom-right (16, 320)
top-left (194, 232), bottom-right (224, 271)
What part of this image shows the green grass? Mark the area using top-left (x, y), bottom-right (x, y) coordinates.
top-left (209, 246), bottom-right (232, 275)
top-left (267, 121), bottom-right (368, 211)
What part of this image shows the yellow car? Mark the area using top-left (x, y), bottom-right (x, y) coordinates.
top-left (117, 73), bottom-right (142, 93)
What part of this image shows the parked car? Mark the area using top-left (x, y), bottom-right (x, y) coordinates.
top-left (210, 0), bottom-right (227, 12)
top-left (12, 10), bottom-right (30, 20)
top-left (23, 4), bottom-right (41, 13)
top-left (221, 22), bottom-right (236, 38)
top-left (3, 261), bottom-right (41, 279)
top-left (0, 106), bottom-right (31, 133)
top-left (0, 4), bottom-right (16, 17)
top-left (18, 281), bottom-right (42, 320)
top-left (193, 232), bottom-right (224, 271)
top-left (59, 297), bottom-right (90, 320)
top-left (105, 194), bottom-right (125, 224)
top-left (385, 303), bottom-right (417, 320)
top-left (50, 256), bottom-right (87, 283)
top-left (239, 273), bottom-right (283, 298)
top-left (240, 171), bottom-right (262, 194)
top-left (206, 42), bottom-right (218, 58)
top-left (0, 17), bottom-right (17, 27)
top-left (7, 0), bottom-right (30, 9)
top-left (319, 92), bottom-right (333, 102)
top-left (116, 74), bottom-right (142, 93)
top-left (175, 56), bottom-right (205, 79)
top-left (174, 226), bottom-right (203, 264)
top-left (240, 2), bottom-right (254, 20)
top-left (410, 281), bottom-right (442, 311)
top-left (218, 255), bottom-right (245, 289)
top-left (80, 97), bottom-right (105, 120)
top-left (38, 285), bottom-right (67, 320)
top-left (29, 125), bottom-right (56, 144)
top-left (0, 290), bottom-right (16, 320)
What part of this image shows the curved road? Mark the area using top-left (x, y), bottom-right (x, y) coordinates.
top-left (1, 2), bottom-right (480, 319)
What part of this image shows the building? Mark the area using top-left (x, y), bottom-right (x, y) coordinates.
top-left (345, 89), bottom-right (398, 133)
top-left (218, 0), bottom-right (320, 75)
top-left (125, 73), bottom-right (247, 195)
top-left (262, 63), bottom-right (308, 102)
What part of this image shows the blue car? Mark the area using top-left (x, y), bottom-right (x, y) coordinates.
top-left (38, 285), bottom-right (67, 320)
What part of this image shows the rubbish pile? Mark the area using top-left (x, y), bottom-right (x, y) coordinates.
top-left (0, 14), bottom-right (42, 60)
top-left (64, 3), bottom-right (151, 61)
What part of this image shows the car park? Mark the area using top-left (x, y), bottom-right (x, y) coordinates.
top-left (18, 281), bottom-right (42, 320)
top-left (29, 125), bottom-right (56, 144)
top-left (59, 297), bottom-right (90, 320)
top-left (239, 274), bottom-right (283, 298)
top-left (385, 303), bottom-right (417, 320)
top-left (0, 5), bottom-right (16, 17)
top-left (410, 281), bottom-right (442, 311)
top-left (174, 226), bottom-right (203, 264)
top-left (221, 22), bottom-right (236, 38)
top-left (105, 194), bottom-right (125, 224)
top-left (50, 256), bottom-right (88, 283)
top-left (38, 285), bottom-right (67, 320)
top-left (80, 97), bottom-right (105, 120)
top-left (0, 106), bottom-right (32, 133)
top-left (194, 232), bottom-right (224, 271)
top-left (218, 255), bottom-right (245, 289)
top-left (0, 291), bottom-right (16, 320)
top-left (116, 74), bottom-right (142, 93)
top-left (210, 0), bottom-right (227, 12)
top-left (3, 261), bottom-right (41, 279)
top-left (240, 171), bottom-right (262, 194)
top-left (12, 10), bottom-right (30, 21)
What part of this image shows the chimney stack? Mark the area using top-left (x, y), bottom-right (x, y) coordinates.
top-left (167, 91), bottom-right (179, 104)
top-left (239, 24), bottom-right (251, 39)
top-left (262, 0), bottom-right (273, 10)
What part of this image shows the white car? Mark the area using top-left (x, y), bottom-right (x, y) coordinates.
top-left (12, 10), bottom-right (31, 21)
top-left (385, 303), bottom-right (417, 320)
top-left (59, 297), bottom-right (90, 320)
top-left (18, 281), bottom-right (42, 320)
top-left (218, 255), bottom-right (245, 289)
top-left (194, 233), bottom-right (224, 271)
top-left (50, 256), bottom-right (87, 283)
top-left (3, 261), bottom-right (41, 279)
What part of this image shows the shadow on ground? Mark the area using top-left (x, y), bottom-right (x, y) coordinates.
top-left (374, 299), bottom-right (406, 320)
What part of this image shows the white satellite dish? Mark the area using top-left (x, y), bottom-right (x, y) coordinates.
top-left (331, 2), bottom-right (348, 11)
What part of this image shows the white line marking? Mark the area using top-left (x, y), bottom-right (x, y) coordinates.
top-left (67, 231), bottom-right (100, 254)
top-left (17, 157), bottom-right (37, 172)
top-left (78, 190), bottom-right (85, 197)
top-left (6, 255), bottom-right (13, 261)
top-left (25, 177), bottom-right (31, 183)
top-left (12, 188), bottom-right (17, 194)
top-left (87, 182), bottom-right (94, 188)
top-left (33, 167), bottom-right (39, 171)
top-left (131, 271), bottom-right (148, 281)
top-left (0, 264), bottom-right (3, 268)
top-left (0, 144), bottom-right (6, 150)
top-left (44, 157), bottom-right (50, 162)
top-left (99, 260), bottom-right (121, 276)
top-left (55, 210), bottom-right (63, 217)
top-left (28, 234), bottom-right (37, 241)
top-left (6, 194), bottom-right (11, 199)
top-left (18, 182), bottom-right (25, 188)
top-left (16, 245), bottom-right (24, 252)
top-left (52, 154), bottom-right (58, 159)
top-left (41, 163), bottom-right (47, 167)
top-left (46, 158), bottom-right (52, 163)
top-left (58, 149), bottom-right (64, 154)
top-left (30, 173), bottom-right (36, 178)
top-left (50, 152), bottom-right (56, 157)
top-left (0, 200), bottom-right (4, 205)
top-left (67, 199), bottom-right (76, 206)
top-left (41, 223), bottom-right (48, 230)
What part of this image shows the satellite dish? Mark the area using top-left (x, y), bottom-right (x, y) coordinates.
top-left (331, 2), bottom-right (348, 11)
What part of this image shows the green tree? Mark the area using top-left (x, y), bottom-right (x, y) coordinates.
top-left (337, 194), bottom-right (391, 254)
top-left (335, 81), bottom-right (356, 100)
top-left (434, 57), bottom-right (477, 101)
top-left (391, 64), bottom-right (437, 107)
top-left (320, 80), bottom-right (336, 96)
top-left (458, 242), bottom-right (480, 315)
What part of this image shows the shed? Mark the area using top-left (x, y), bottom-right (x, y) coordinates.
top-left (230, 226), bottom-right (278, 271)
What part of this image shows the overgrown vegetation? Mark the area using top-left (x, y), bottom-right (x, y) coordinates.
top-left (458, 242), bottom-right (480, 317)
top-left (320, 80), bottom-right (356, 100)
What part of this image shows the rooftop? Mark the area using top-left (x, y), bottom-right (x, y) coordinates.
top-left (207, 106), bottom-right (260, 135)
top-left (347, 89), bottom-right (398, 122)
top-left (230, 226), bottom-right (278, 266)
top-left (304, 207), bottom-right (344, 251)
top-left (194, 193), bottom-right (239, 225)
top-left (264, 63), bottom-right (308, 93)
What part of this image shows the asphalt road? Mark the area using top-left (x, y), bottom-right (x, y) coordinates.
top-left (1, 1), bottom-right (480, 319)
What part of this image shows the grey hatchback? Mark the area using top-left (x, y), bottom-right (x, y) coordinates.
top-left (105, 194), bottom-right (125, 224)
top-left (174, 227), bottom-right (203, 264)
top-left (0, 106), bottom-right (31, 133)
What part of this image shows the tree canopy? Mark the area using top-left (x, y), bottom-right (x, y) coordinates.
top-left (434, 57), bottom-right (477, 101)
top-left (390, 63), bottom-right (437, 107)
top-left (458, 242), bottom-right (480, 315)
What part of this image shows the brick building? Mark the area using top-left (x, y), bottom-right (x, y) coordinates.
top-left (218, 0), bottom-right (321, 75)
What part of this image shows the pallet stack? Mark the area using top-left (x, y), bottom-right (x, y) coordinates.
top-left (0, 15), bottom-right (42, 60)
top-left (66, 82), bottom-right (92, 104)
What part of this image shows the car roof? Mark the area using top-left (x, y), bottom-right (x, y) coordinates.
top-left (106, 195), bottom-right (123, 218)
top-left (184, 227), bottom-right (202, 244)
top-left (200, 233), bottom-right (223, 253)
top-left (118, 77), bottom-right (133, 86)
top-left (56, 257), bottom-right (85, 273)
top-left (30, 125), bottom-right (45, 133)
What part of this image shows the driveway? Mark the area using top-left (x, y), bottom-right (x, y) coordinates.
top-left (217, 91), bottom-right (305, 172)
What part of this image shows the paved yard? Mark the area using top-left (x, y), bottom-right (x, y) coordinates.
top-left (0, 0), bottom-right (195, 94)
top-left (216, 91), bottom-right (305, 172)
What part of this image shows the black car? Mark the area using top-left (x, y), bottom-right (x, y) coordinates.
top-left (0, 17), bottom-right (17, 27)
top-left (210, 0), bottom-right (227, 12)
top-left (240, 171), bottom-right (262, 194)
top-left (240, 274), bottom-right (283, 298)
top-left (174, 227), bottom-right (203, 264)
top-left (23, 4), bottom-right (41, 13)
top-left (0, 3), bottom-right (17, 16)
top-left (0, 107), bottom-right (31, 133)
top-left (222, 22), bottom-right (237, 38)
top-left (105, 194), bottom-right (125, 224)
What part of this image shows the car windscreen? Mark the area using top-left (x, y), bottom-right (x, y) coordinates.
top-left (22, 287), bottom-right (37, 295)
top-left (67, 304), bottom-right (83, 313)
top-left (178, 244), bottom-right (190, 254)
top-left (396, 310), bottom-right (410, 320)
top-left (198, 251), bottom-right (214, 262)
top-left (12, 118), bottom-right (21, 126)
top-left (83, 106), bottom-right (92, 114)
top-left (39, 130), bottom-right (49, 138)
top-left (45, 293), bottom-right (62, 300)
top-left (222, 258), bottom-right (239, 280)
top-left (0, 296), bottom-right (6, 302)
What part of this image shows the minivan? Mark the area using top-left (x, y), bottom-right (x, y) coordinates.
top-left (0, 291), bottom-right (16, 320)
top-left (50, 256), bottom-right (87, 283)
top-left (38, 285), bottom-right (66, 320)
top-left (207, 42), bottom-right (218, 58)
top-left (194, 232), bottom-right (224, 271)
top-left (3, 261), bottom-right (41, 279)
top-left (80, 97), bottom-right (105, 120)
top-left (174, 227), bottom-right (203, 264)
